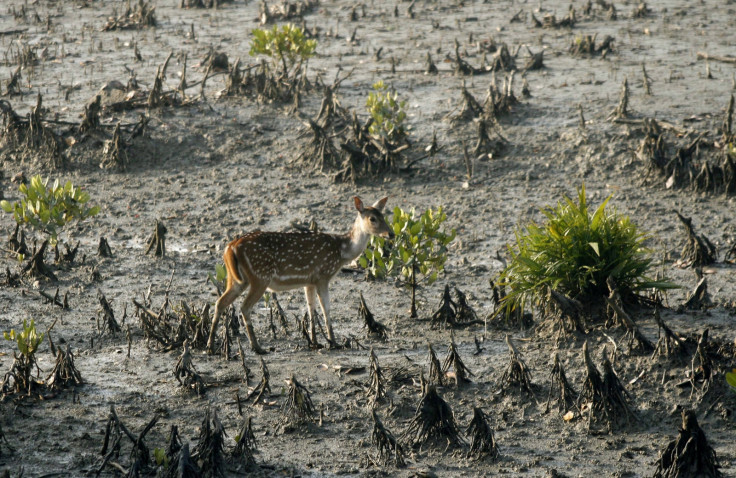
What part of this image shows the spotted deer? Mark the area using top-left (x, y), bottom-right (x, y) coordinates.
top-left (207, 197), bottom-right (394, 354)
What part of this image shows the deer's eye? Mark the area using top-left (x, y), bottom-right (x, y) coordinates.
top-left (370, 217), bottom-right (377, 223)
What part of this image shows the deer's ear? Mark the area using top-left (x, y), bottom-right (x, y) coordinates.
top-left (372, 197), bottom-right (388, 211)
top-left (354, 196), bottom-right (364, 212)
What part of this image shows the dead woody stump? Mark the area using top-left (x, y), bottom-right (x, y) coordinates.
top-left (45, 344), bottom-right (83, 392)
top-left (675, 212), bottom-right (717, 267)
top-left (98, 406), bottom-right (160, 476)
top-left (359, 292), bottom-right (388, 340)
top-left (173, 340), bottom-right (205, 395)
top-left (498, 335), bottom-right (535, 398)
top-left (653, 409), bottom-right (723, 478)
top-left (466, 407), bottom-right (499, 461)
top-left (145, 220), bottom-right (167, 257)
top-left (402, 384), bottom-right (464, 450)
top-left (231, 416), bottom-right (258, 470)
top-left (545, 353), bottom-right (578, 415)
top-left (97, 290), bottom-right (122, 336)
top-left (102, 0), bottom-right (157, 31)
top-left (430, 285), bottom-right (483, 328)
top-left (442, 338), bottom-right (473, 386)
top-left (545, 289), bottom-right (586, 337)
top-left (367, 348), bottom-right (386, 407)
top-left (682, 274), bottom-right (711, 311)
top-left (281, 375), bottom-right (316, 427)
top-left (192, 408), bottom-right (226, 478)
top-left (97, 236), bottom-right (113, 257)
top-left (370, 409), bottom-right (405, 467)
top-left (21, 240), bottom-right (57, 281)
top-left (245, 357), bottom-right (271, 405)
top-left (606, 277), bottom-right (654, 355)
top-left (578, 341), bottom-right (637, 433)
top-left (426, 343), bottom-right (444, 387)
top-left (652, 308), bottom-right (688, 362)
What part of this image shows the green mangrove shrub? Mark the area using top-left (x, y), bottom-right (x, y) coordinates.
top-left (3, 319), bottom-right (44, 394)
top-left (360, 206), bottom-right (456, 317)
top-left (249, 23), bottom-right (317, 76)
top-left (1, 175), bottom-right (100, 245)
top-left (366, 80), bottom-right (407, 141)
top-left (498, 185), bottom-right (676, 320)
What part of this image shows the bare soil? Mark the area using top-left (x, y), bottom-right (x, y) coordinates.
top-left (0, 0), bottom-right (735, 477)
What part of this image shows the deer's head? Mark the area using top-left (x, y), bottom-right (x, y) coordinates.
top-left (354, 196), bottom-right (394, 239)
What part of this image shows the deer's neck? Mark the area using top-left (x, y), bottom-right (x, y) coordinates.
top-left (341, 215), bottom-right (370, 261)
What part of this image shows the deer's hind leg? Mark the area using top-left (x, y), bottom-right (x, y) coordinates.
top-left (316, 282), bottom-right (335, 344)
top-left (304, 286), bottom-right (318, 345)
top-left (240, 282), bottom-right (269, 355)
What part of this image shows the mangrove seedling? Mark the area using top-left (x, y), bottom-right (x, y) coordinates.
top-left (360, 206), bottom-right (456, 318)
top-left (1, 175), bottom-right (99, 245)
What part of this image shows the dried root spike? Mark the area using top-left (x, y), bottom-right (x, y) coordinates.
top-left (653, 409), bottom-right (722, 478)
top-left (402, 384), bottom-right (464, 449)
top-left (370, 409), bottom-right (405, 467)
top-left (442, 339), bottom-right (473, 386)
top-left (466, 407), bottom-right (499, 461)
top-left (360, 292), bottom-right (388, 339)
top-left (498, 335), bottom-right (534, 398)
